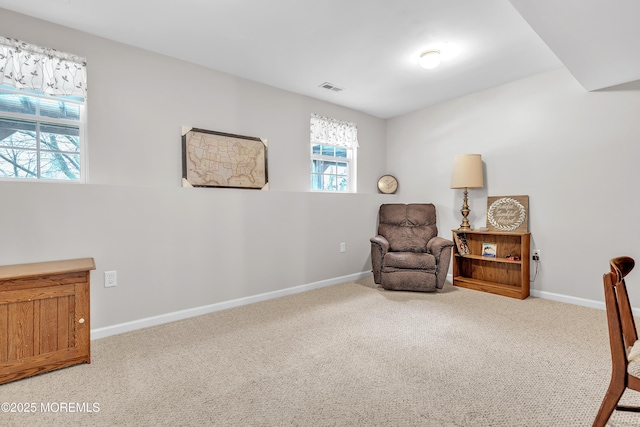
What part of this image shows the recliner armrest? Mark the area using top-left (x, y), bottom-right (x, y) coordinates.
top-left (370, 235), bottom-right (390, 253)
top-left (427, 236), bottom-right (454, 259)
top-left (370, 235), bottom-right (390, 284)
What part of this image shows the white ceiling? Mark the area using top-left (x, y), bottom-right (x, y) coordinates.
top-left (509, 0), bottom-right (640, 92)
top-left (0, 0), bottom-right (637, 118)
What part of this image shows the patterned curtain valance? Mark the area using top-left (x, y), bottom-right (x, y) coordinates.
top-left (310, 114), bottom-right (359, 149)
top-left (0, 36), bottom-right (87, 99)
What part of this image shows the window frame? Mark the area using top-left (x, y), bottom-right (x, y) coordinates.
top-left (310, 143), bottom-right (356, 192)
top-left (309, 114), bottom-right (358, 193)
top-left (0, 86), bottom-right (87, 183)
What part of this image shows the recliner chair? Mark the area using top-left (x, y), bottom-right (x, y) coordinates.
top-left (370, 203), bottom-right (453, 292)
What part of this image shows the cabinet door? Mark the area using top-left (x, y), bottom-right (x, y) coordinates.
top-left (0, 273), bottom-right (90, 383)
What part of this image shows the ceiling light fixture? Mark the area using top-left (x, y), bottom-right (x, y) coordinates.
top-left (419, 49), bottom-right (441, 69)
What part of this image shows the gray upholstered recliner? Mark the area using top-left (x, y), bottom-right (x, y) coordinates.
top-left (370, 203), bottom-right (454, 292)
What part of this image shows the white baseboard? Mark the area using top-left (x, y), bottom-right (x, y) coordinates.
top-left (445, 273), bottom-right (610, 311)
top-left (531, 290), bottom-right (640, 315)
top-left (93, 272), bottom-right (627, 341)
top-left (91, 271), bottom-right (373, 340)
top-left (530, 289), bottom-right (605, 310)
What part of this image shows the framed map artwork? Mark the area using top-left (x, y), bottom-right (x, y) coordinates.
top-left (182, 127), bottom-right (268, 189)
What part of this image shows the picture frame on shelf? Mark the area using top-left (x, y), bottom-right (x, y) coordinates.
top-left (454, 232), bottom-right (471, 256)
top-left (482, 243), bottom-right (497, 257)
top-left (486, 195), bottom-right (529, 232)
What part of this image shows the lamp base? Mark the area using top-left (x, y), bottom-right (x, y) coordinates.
top-left (459, 188), bottom-right (472, 231)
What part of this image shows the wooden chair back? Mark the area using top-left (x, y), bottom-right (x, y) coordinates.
top-left (594, 256), bottom-right (640, 426)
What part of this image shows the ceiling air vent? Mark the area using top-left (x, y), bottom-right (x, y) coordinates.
top-left (319, 82), bottom-right (344, 92)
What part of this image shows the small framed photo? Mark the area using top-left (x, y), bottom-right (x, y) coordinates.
top-left (482, 243), bottom-right (497, 257)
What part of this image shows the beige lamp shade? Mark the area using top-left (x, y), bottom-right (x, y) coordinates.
top-left (451, 154), bottom-right (484, 189)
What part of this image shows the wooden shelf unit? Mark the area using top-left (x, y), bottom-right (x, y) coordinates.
top-left (0, 258), bottom-right (95, 384)
top-left (452, 230), bottom-right (530, 299)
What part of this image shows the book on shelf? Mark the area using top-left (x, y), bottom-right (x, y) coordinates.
top-left (482, 243), bottom-right (497, 257)
top-left (454, 232), bottom-right (470, 256)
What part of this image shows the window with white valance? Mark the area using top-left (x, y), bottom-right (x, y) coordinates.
top-left (310, 114), bottom-right (358, 192)
top-left (0, 37), bottom-right (87, 182)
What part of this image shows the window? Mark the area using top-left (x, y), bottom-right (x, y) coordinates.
top-left (0, 88), bottom-right (84, 180)
top-left (0, 37), bottom-right (87, 182)
top-left (310, 114), bottom-right (358, 192)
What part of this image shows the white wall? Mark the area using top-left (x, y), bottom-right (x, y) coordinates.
top-left (387, 68), bottom-right (640, 302)
top-left (0, 9), bottom-right (398, 331)
top-left (4, 7), bottom-right (636, 334)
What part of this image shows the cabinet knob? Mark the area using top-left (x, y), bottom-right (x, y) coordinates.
top-left (78, 318), bottom-right (85, 324)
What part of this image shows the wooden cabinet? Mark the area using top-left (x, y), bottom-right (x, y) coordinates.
top-left (452, 230), bottom-right (530, 299)
top-left (0, 258), bottom-right (95, 384)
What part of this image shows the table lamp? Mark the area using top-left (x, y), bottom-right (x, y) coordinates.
top-left (451, 154), bottom-right (484, 230)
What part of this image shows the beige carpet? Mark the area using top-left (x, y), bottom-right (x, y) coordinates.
top-left (1, 276), bottom-right (640, 426)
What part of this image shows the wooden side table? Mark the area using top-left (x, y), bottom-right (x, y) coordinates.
top-left (0, 258), bottom-right (95, 384)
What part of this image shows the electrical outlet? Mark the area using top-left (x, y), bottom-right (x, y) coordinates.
top-left (532, 250), bottom-right (541, 261)
top-left (340, 242), bottom-right (346, 253)
top-left (104, 271), bottom-right (117, 288)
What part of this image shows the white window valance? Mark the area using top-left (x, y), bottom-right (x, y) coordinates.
top-left (0, 36), bottom-right (87, 99)
top-left (310, 113), bottom-right (359, 149)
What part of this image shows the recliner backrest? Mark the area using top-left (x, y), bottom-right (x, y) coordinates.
top-left (378, 204), bottom-right (437, 252)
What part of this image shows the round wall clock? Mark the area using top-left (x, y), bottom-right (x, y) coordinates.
top-left (377, 175), bottom-right (398, 194)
